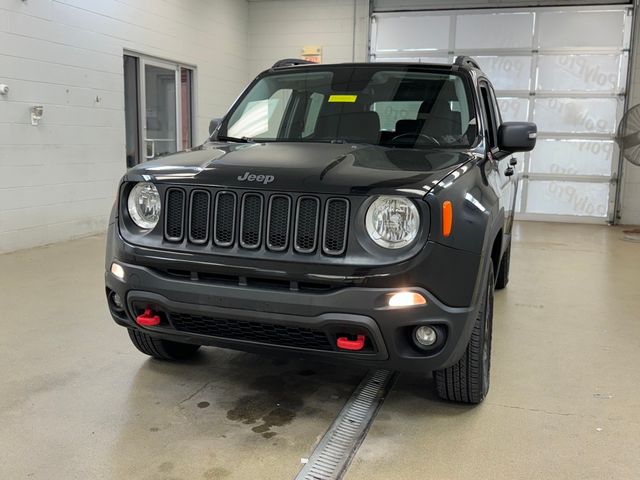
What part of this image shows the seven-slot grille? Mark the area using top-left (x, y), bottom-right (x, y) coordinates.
top-left (163, 187), bottom-right (350, 256)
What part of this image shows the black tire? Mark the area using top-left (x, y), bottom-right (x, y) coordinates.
top-left (434, 264), bottom-right (494, 404)
top-left (495, 243), bottom-right (510, 290)
top-left (127, 329), bottom-right (201, 361)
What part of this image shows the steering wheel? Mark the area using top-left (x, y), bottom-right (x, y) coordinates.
top-left (390, 132), bottom-right (440, 146)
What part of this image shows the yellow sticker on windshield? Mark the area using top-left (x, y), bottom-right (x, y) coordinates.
top-left (328, 94), bottom-right (358, 103)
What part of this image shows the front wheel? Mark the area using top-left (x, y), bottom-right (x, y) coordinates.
top-left (434, 264), bottom-right (494, 404)
top-left (128, 329), bottom-right (201, 361)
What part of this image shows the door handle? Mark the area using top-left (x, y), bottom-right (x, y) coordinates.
top-left (509, 157), bottom-right (518, 166)
top-left (145, 139), bottom-right (155, 159)
top-left (504, 167), bottom-right (514, 177)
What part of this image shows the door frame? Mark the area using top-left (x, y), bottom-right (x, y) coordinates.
top-left (139, 56), bottom-right (181, 161)
top-left (124, 50), bottom-right (197, 163)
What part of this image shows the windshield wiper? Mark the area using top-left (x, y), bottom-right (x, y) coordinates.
top-left (217, 135), bottom-right (253, 143)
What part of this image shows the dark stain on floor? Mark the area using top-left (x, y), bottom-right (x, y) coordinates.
top-left (225, 371), bottom-right (323, 438)
top-left (197, 401), bottom-right (210, 409)
top-left (203, 466), bottom-right (230, 479)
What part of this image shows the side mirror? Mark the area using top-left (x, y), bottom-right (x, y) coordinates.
top-left (208, 118), bottom-right (222, 138)
top-left (498, 122), bottom-right (537, 153)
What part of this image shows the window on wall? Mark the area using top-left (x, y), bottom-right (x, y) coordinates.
top-left (123, 53), bottom-right (195, 165)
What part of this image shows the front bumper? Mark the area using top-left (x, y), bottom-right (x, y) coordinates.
top-left (105, 257), bottom-right (481, 372)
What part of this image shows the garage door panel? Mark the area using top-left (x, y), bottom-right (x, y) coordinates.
top-left (373, 56), bottom-right (451, 64)
top-left (475, 56), bottom-right (532, 91)
top-left (530, 139), bottom-right (616, 177)
top-left (526, 180), bottom-right (609, 217)
top-left (373, 14), bottom-right (450, 52)
top-left (533, 97), bottom-right (620, 134)
top-left (536, 10), bottom-right (628, 49)
top-left (455, 13), bottom-right (534, 49)
top-left (371, 6), bottom-right (630, 223)
top-left (536, 54), bottom-right (626, 93)
top-left (497, 97), bottom-right (530, 122)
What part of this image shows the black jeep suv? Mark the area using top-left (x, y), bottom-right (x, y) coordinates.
top-left (105, 57), bottom-right (536, 403)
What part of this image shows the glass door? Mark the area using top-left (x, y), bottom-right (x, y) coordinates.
top-left (123, 54), bottom-right (194, 165)
top-left (140, 58), bottom-right (179, 160)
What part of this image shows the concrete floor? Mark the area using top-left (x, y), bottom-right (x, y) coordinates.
top-left (1, 221), bottom-right (639, 479)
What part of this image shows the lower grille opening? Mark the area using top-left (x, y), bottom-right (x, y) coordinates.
top-left (153, 268), bottom-right (345, 292)
top-left (197, 272), bottom-right (238, 285)
top-left (165, 268), bottom-right (191, 278)
top-left (246, 277), bottom-right (290, 290)
top-left (169, 313), bottom-right (334, 351)
top-left (297, 282), bottom-right (338, 292)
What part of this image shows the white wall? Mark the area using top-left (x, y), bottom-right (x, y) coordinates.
top-left (247, 0), bottom-right (369, 77)
top-left (0, 0), bottom-right (250, 253)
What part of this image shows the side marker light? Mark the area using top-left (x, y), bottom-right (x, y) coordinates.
top-left (442, 201), bottom-right (453, 237)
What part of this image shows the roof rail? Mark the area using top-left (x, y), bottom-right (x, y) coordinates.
top-left (272, 58), bottom-right (316, 68)
top-left (454, 56), bottom-right (481, 70)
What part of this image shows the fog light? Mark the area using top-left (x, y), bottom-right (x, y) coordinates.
top-left (388, 291), bottom-right (426, 307)
top-left (414, 326), bottom-right (437, 346)
top-left (110, 262), bottom-right (125, 280)
top-left (112, 293), bottom-right (123, 309)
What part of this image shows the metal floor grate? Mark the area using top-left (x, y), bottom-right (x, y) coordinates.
top-left (295, 370), bottom-right (395, 480)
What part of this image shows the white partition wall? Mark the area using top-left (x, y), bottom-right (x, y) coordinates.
top-left (370, 6), bottom-right (633, 223)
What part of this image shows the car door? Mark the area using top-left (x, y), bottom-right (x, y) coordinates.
top-left (478, 80), bottom-right (515, 234)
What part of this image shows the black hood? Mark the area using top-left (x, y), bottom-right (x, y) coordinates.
top-left (127, 142), bottom-right (474, 197)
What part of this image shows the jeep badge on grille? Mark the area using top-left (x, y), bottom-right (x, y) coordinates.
top-left (237, 172), bottom-right (275, 184)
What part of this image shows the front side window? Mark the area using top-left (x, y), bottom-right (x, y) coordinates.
top-left (220, 67), bottom-right (477, 149)
top-left (228, 88), bottom-right (293, 139)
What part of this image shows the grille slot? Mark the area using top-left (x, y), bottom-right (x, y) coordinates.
top-left (267, 195), bottom-right (291, 251)
top-left (164, 188), bottom-right (185, 242)
top-left (170, 312), bottom-right (333, 350)
top-left (294, 196), bottom-right (320, 253)
top-left (323, 198), bottom-right (349, 255)
top-left (188, 190), bottom-right (211, 244)
top-left (213, 191), bottom-right (236, 247)
top-left (240, 193), bottom-right (264, 249)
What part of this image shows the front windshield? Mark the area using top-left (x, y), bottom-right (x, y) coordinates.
top-left (220, 66), bottom-right (477, 149)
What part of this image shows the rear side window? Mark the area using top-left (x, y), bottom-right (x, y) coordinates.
top-left (371, 101), bottom-right (422, 131)
top-left (302, 92), bottom-right (325, 137)
top-left (479, 83), bottom-right (498, 149)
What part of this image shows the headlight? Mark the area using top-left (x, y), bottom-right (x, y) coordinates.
top-left (127, 182), bottom-right (161, 229)
top-left (365, 196), bottom-right (419, 249)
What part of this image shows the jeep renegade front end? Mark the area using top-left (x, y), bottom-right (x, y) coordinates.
top-left (105, 57), bottom-right (536, 403)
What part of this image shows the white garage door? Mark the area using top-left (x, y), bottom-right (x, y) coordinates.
top-left (370, 5), bottom-right (633, 223)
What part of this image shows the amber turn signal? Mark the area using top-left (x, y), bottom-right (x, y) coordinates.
top-left (442, 201), bottom-right (453, 237)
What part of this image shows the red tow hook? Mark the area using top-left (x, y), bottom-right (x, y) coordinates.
top-left (136, 308), bottom-right (161, 327)
top-left (337, 334), bottom-right (366, 351)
